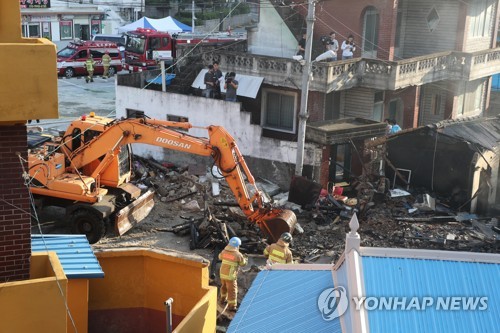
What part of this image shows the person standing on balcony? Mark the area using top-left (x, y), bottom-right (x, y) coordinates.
top-left (341, 35), bottom-right (356, 60)
top-left (203, 65), bottom-right (216, 98)
top-left (224, 72), bottom-right (238, 102)
top-left (213, 61), bottom-right (223, 99)
top-left (389, 119), bottom-right (402, 134)
top-left (297, 32), bottom-right (306, 58)
top-left (326, 32), bottom-right (339, 61)
top-left (219, 237), bottom-right (247, 312)
top-left (85, 54), bottom-right (95, 83)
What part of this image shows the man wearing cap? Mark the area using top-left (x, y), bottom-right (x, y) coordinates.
top-left (264, 232), bottom-right (294, 264)
top-left (219, 237), bottom-right (247, 311)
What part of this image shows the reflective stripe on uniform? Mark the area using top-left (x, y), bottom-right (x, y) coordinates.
top-left (269, 248), bottom-right (287, 263)
top-left (222, 259), bottom-right (238, 267)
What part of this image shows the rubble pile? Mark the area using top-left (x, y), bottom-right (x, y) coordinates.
top-left (129, 157), bottom-right (499, 265)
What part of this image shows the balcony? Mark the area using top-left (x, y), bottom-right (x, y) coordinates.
top-left (202, 47), bottom-right (500, 93)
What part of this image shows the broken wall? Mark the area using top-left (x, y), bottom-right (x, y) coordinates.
top-left (386, 128), bottom-right (476, 208)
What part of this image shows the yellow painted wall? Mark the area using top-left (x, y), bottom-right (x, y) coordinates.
top-left (67, 279), bottom-right (90, 333)
top-left (0, 253), bottom-right (68, 333)
top-left (0, 0), bottom-right (58, 124)
top-left (89, 249), bottom-right (217, 333)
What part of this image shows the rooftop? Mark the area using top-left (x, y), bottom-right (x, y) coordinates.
top-left (228, 268), bottom-right (341, 333)
top-left (32, 234), bottom-right (104, 279)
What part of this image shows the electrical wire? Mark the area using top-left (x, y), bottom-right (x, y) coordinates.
top-left (2, 153), bottom-right (80, 333)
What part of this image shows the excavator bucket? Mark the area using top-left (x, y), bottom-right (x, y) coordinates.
top-left (258, 209), bottom-right (297, 243)
top-left (115, 189), bottom-right (155, 236)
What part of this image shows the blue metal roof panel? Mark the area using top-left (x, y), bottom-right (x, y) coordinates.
top-left (228, 270), bottom-right (341, 333)
top-left (31, 234), bottom-right (104, 279)
top-left (362, 256), bottom-right (500, 333)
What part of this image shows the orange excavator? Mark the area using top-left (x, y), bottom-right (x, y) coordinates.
top-left (28, 113), bottom-right (296, 243)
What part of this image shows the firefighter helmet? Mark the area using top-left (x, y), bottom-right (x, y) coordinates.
top-left (280, 232), bottom-right (293, 243)
top-left (229, 237), bottom-right (242, 247)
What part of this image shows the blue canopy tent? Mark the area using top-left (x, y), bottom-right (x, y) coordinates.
top-left (118, 16), bottom-right (192, 33)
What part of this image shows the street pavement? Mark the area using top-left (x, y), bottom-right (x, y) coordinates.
top-left (58, 74), bottom-right (116, 118)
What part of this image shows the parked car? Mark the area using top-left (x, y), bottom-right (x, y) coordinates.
top-left (57, 40), bottom-right (123, 78)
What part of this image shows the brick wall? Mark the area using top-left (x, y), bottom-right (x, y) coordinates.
top-left (0, 125), bottom-right (31, 282)
top-left (315, 0), bottom-right (397, 60)
top-left (307, 91), bottom-right (326, 122)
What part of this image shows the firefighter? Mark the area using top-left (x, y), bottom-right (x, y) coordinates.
top-left (85, 53), bottom-right (95, 83)
top-left (102, 50), bottom-right (111, 79)
top-left (264, 232), bottom-right (293, 264)
top-left (219, 237), bottom-right (247, 312)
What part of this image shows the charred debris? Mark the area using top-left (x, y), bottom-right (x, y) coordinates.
top-left (131, 152), bottom-right (499, 266)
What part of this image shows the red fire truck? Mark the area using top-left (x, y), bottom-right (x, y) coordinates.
top-left (123, 28), bottom-right (245, 72)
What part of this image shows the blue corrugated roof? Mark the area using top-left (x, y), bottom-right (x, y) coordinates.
top-left (362, 256), bottom-right (500, 333)
top-left (32, 234), bottom-right (104, 279)
top-left (228, 270), bottom-right (341, 333)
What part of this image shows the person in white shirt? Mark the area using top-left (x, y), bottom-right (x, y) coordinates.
top-left (326, 31), bottom-right (339, 61)
top-left (341, 35), bottom-right (356, 60)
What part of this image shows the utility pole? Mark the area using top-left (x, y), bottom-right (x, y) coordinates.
top-left (192, 0), bottom-right (195, 33)
top-left (294, 0), bottom-right (316, 176)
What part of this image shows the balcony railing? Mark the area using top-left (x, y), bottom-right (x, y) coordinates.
top-left (203, 48), bottom-right (500, 93)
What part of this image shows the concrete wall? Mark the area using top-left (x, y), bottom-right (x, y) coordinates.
top-left (89, 249), bottom-right (217, 333)
top-left (0, 253), bottom-right (68, 333)
top-left (115, 86), bottom-right (320, 188)
top-left (247, 0), bottom-right (297, 58)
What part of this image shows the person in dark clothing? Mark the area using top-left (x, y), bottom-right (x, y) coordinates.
top-left (224, 72), bottom-right (238, 102)
top-left (203, 65), bottom-right (216, 98)
top-left (213, 61), bottom-right (223, 99)
top-left (297, 33), bottom-right (306, 58)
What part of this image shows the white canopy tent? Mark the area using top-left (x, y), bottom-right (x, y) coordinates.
top-left (118, 16), bottom-right (192, 34)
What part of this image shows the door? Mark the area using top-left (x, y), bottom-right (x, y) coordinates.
top-left (329, 144), bottom-right (352, 182)
top-left (75, 24), bottom-right (90, 40)
top-left (325, 91), bottom-right (341, 120)
top-left (389, 99), bottom-right (404, 127)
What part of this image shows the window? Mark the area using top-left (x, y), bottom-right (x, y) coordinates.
top-left (91, 20), bottom-right (101, 36)
top-left (126, 109), bottom-right (144, 118)
top-left (431, 94), bottom-right (442, 115)
top-left (41, 22), bottom-right (51, 39)
top-left (23, 23), bottom-right (41, 38)
top-left (167, 115), bottom-right (189, 132)
top-left (459, 80), bottom-right (485, 115)
top-left (426, 7), bottom-right (440, 32)
top-left (262, 90), bottom-right (296, 133)
top-left (469, 0), bottom-right (493, 37)
top-left (60, 21), bottom-right (73, 40)
top-left (372, 91), bottom-right (384, 121)
top-left (149, 37), bottom-right (162, 50)
top-left (362, 7), bottom-right (379, 58)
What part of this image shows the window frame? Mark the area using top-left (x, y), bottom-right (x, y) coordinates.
top-left (469, 0), bottom-right (493, 38)
top-left (261, 88), bottom-right (298, 134)
top-left (362, 6), bottom-right (380, 58)
top-left (60, 20), bottom-right (73, 40)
